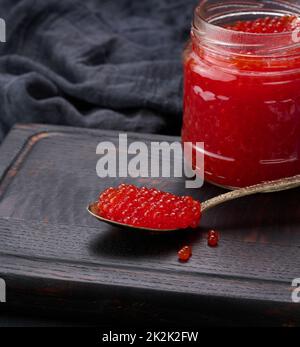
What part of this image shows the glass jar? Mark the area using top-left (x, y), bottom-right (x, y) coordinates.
top-left (182, 0), bottom-right (300, 188)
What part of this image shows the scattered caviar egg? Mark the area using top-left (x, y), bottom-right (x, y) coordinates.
top-left (97, 184), bottom-right (201, 230)
top-left (225, 15), bottom-right (299, 33)
top-left (207, 231), bottom-right (219, 248)
top-left (208, 230), bottom-right (219, 241)
top-left (178, 246), bottom-right (192, 262)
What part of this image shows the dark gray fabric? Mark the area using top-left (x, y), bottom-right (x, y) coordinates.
top-left (0, 0), bottom-right (197, 143)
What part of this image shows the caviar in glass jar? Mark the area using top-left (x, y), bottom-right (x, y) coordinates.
top-left (182, 0), bottom-right (300, 188)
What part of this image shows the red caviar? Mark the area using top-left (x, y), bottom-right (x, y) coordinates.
top-left (182, 5), bottom-right (300, 188)
top-left (208, 236), bottom-right (218, 248)
top-left (178, 246), bottom-right (192, 262)
top-left (208, 229), bottom-right (219, 240)
top-left (97, 184), bottom-right (201, 230)
top-left (226, 15), bottom-right (299, 33)
top-left (207, 230), bottom-right (219, 247)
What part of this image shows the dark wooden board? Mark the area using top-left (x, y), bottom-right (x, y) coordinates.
top-left (0, 123), bottom-right (299, 326)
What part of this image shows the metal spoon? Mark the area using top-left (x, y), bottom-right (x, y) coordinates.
top-left (87, 174), bottom-right (300, 233)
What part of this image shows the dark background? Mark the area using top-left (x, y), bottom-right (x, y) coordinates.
top-left (0, 0), bottom-right (198, 144)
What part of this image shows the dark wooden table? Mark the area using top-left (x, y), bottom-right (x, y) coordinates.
top-left (0, 123), bottom-right (299, 327)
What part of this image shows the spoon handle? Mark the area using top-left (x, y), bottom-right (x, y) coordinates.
top-left (201, 174), bottom-right (300, 213)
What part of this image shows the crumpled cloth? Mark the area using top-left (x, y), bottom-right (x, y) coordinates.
top-left (0, 0), bottom-right (196, 143)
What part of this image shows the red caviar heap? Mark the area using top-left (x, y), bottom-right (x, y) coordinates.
top-left (97, 184), bottom-right (201, 230)
top-left (225, 15), bottom-right (299, 33)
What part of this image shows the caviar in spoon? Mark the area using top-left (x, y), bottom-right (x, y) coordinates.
top-left (88, 175), bottom-right (300, 233)
top-left (95, 184), bottom-right (201, 230)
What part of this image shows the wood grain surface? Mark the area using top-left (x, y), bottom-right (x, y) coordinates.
top-left (0, 123), bottom-right (299, 326)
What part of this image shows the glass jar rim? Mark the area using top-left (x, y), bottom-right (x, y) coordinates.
top-left (192, 0), bottom-right (300, 56)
